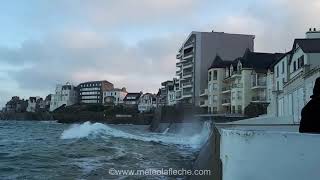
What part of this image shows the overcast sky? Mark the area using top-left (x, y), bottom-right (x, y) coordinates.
top-left (0, 0), bottom-right (320, 107)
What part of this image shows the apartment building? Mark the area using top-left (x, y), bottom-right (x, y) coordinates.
top-left (50, 83), bottom-right (78, 111)
top-left (204, 50), bottom-right (282, 114)
top-left (175, 31), bottom-right (255, 106)
top-left (269, 28), bottom-right (320, 123)
top-left (103, 87), bottom-right (127, 105)
top-left (78, 80), bottom-right (114, 104)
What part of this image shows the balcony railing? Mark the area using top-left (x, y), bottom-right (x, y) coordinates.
top-left (184, 51), bottom-right (193, 57)
top-left (183, 91), bottom-right (192, 96)
top-left (252, 96), bottom-right (267, 102)
top-left (200, 100), bottom-right (208, 106)
top-left (252, 81), bottom-right (267, 87)
top-left (182, 81), bottom-right (192, 87)
top-left (183, 61), bottom-right (193, 67)
top-left (231, 84), bottom-right (243, 88)
top-left (184, 41), bottom-right (194, 48)
top-left (222, 87), bottom-right (231, 91)
top-left (183, 71), bottom-right (193, 77)
top-left (200, 89), bottom-right (208, 97)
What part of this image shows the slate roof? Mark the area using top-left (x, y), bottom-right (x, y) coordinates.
top-left (294, 38), bottom-right (320, 53)
top-left (209, 55), bottom-right (233, 69)
top-left (240, 50), bottom-right (284, 71)
top-left (209, 49), bottom-right (283, 72)
top-left (268, 50), bottom-right (292, 69)
top-left (288, 38), bottom-right (320, 64)
top-left (123, 93), bottom-right (141, 101)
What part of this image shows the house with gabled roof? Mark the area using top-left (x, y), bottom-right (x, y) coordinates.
top-left (269, 28), bottom-right (320, 122)
top-left (123, 93), bottom-right (142, 107)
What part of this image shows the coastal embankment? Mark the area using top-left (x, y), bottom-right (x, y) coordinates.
top-left (0, 112), bottom-right (53, 121)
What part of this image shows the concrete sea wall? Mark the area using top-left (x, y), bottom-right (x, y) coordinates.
top-left (220, 128), bottom-right (320, 180)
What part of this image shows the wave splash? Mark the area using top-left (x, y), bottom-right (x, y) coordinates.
top-left (60, 121), bottom-right (211, 149)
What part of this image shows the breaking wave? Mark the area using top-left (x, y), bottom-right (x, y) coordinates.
top-left (61, 121), bottom-right (211, 149)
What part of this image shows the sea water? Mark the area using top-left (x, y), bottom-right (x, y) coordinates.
top-left (0, 120), bottom-right (211, 179)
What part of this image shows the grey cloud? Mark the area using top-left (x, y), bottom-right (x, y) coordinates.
top-left (0, 31), bottom-right (182, 96)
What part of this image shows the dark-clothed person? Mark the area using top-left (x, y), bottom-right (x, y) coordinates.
top-left (299, 77), bottom-right (320, 133)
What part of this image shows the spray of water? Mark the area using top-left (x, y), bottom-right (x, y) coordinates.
top-left (61, 121), bottom-right (212, 149)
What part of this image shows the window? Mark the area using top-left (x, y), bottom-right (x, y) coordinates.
top-left (282, 61), bottom-right (285, 73)
top-left (208, 71), bottom-right (212, 81)
top-left (213, 70), bottom-right (217, 80)
top-left (293, 61), bottom-right (297, 71)
top-left (237, 91), bottom-right (242, 100)
top-left (213, 95), bottom-right (217, 102)
top-left (212, 107), bottom-right (217, 113)
top-left (232, 106), bottom-right (235, 114)
top-left (276, 66), bottom-right (279, 77)
top-left (298, 55), bottom-right (304, 68)
top-left (238, 105), bottom-right (242, 114)
top-left (212, 83), bottom-right (217, 91)
top-left (277, 81), bottom-right (280, 91)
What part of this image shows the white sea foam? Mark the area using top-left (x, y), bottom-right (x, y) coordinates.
top-left (162, 127), bottom-right (170, 135)
top-left (60, 121), bottom-right (212, 149)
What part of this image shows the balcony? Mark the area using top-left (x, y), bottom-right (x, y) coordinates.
top-left (252, 81), bottom-right (267, 89)
top-left (222, 87), bottom-right (231, 94)
top-left (176, 53), bottom-right (182, 59)
top-left (183, 52), bottom-right (193, 59)
top-left (231, 71), bottom-right (241, 78)
top-left (182, 62), bottom-right (193, 69)
top-left (182, 71), bottom-right (193, 79)
top-left (184, 43), bottom-right (194, 49)
top-left (231, 83), bottom-right (243, 88)
top-left (176, 62), bottom-right (182, 67)
top-left (176, 69), bottom-right (182, 75)
top-left (175, 91), bottom-right (182, 100)
top-left (200, 100), bottom-right (208, 107)
top-left (182, 81), bottom-right (192, 88)
top-left (222, 99), bottom-right (231, 106)
top-left (182, 91), bottom-right (192, 98)
top-left (200, 89), bottom-right (208, 97)
top-left (251, 96), bottom-right (267, 103)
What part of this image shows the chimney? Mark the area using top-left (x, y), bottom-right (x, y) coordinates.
top-left (306, 27), bottom-right (320, 39)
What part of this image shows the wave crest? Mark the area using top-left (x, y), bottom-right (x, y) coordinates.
top-left (60, 121), bottom-right (211, 149)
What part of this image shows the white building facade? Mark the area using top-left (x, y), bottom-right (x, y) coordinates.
top-left (203, 50), bottom-right (282, 115)
top-left (103, 88), bottom-right (127, 105)
top-left (269, 29), bottom-right (320, 123)
top-left (138, 93), bottom-right (157, 112)
top-left (50, 83), bottom-right (78, 111)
